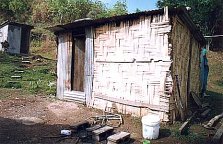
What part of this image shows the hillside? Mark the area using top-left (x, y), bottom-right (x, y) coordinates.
top-left (0, 53), bottom-right (56, 96)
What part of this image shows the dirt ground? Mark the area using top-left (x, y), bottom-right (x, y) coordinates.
top-left (0, 88), bottom-right (218, 144)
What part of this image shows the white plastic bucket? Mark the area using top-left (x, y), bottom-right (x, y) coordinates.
top-left (141, 114), bottom-right (160, 139)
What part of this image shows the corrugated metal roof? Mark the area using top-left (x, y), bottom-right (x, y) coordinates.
top-left (0, 21), bottom-right (34, 29)
top-left (49, 7), bottom-right (206, 45)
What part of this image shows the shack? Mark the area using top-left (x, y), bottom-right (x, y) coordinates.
top-left (0, 21), bottom-right (33, 54)
top-left (50, 7), bottom-right (206, 122)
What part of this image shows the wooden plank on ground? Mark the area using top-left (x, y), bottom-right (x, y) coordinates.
top-left (107, 131), bottom-right (130, 144)
top-left (70, 120), bottom-right (90, 132)
top-left (201, 108), bottom-right (211, 118)
top-left (190, 92), bottom-right (202, 108)
top-left (212, 123), bottom-right (223, 144)
top-left (14, 70), bottom-right (24, 73)
top-left (22, 61), bottom-right (31, 64)
top-left (86, 124), bottom-right (102, 132)
top-left (201, 103), bottom-right (210, 108)
top-left (179, 111), bottom-right (197, 135)
top-left (11, 76), bottom-right (22, 78)
top-left (203, 112), bottom-right (223, 129)
top-left (92, 126), bottom-right (114, 141)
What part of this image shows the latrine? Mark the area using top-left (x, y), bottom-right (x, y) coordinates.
top-left (0, 21), bottom-right (33, 54)
top-left (50, 7), bottom-right (206, 122)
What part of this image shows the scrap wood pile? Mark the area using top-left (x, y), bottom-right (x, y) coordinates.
top-left (179, 91), bottom-right (223, 144)
top-left (43, 112), bottom-right (132, 144)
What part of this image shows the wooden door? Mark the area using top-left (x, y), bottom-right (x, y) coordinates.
top-left (71, 36), bottom-right (85, 92)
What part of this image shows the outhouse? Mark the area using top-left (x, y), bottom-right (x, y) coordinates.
top-left (50, 7), bottom-right (206, 122)
top-left (0, 21), bottom-right (33, 54)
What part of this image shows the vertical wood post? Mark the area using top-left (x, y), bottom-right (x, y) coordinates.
top-left (85, 27), bottom-right (94, 106)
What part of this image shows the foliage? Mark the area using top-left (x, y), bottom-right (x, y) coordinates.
top-left (0, 0), bottom-right (127, 25)
top-left (156, 0), bottom-right (223, 36)
top-left (0, 0), bottom-right (32, 23)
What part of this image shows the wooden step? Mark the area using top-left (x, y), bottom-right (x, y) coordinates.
top-left (86, 124), bottom-right (102, 132)
top-left (92, 126), bottom-right (114, 141)
top-left (70, 120), bottom-right (90, 132)
top-left (11, 76), bottom-right (22, 78)
top-left (107, 132), bottom-right (131, 144)
top-left (14, 70), bottom-right (24, 73)
top-left (21, 60), bottom-right (31, 64)
top-left (86, 124), bottom-right (102, 137)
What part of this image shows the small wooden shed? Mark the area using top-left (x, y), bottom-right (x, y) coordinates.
top-left (0, 21), bottom-right (33, 54)
top-left (50, 7), bottom-right (206, 122)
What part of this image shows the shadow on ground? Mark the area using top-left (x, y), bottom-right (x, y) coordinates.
top-left (0, 116), bottom-right (136, 144)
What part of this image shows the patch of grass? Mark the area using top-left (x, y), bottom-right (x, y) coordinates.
top-left (171, 129), bottom-right (206, 144)
top-left (207, 51), bottom-right (223, 94)
top-left (30, 27), bottom-right (56, 60)
top-left (0, 53), bottom-right (56, 97)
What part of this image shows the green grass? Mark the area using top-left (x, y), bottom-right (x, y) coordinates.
top-left (0, 53), bottom-right (56, 96)
top-left (206, 51), bottom-right (223, 115)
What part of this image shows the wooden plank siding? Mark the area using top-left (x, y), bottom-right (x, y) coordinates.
top-left (57, 32), bottom-right (73, 99)
top-left (92, 13), bottom-right (172, 121)
top-left (170, 16), bottom-right (201, 121)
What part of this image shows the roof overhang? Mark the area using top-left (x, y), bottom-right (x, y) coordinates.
top-left (49, 7), bottom-right (206, 46)
top-left (0, 21), bottom-right (34, 29)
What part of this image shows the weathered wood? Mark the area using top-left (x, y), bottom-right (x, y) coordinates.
top-left (92, 126), bottom-right (114, 141)
top-left (72, 36), bottom-right (85, 92)
top-left (14, 70), bottom-right (24, 73)
top-left (203, 112), bottom-right (223, 129)
top-left (190, 91), bottom-right (202, 108)
top-left (70, 120), bottom-right (90, 132)
top-left (107, 132), bottom-right (130, 144)
top-left (56, 33), bottom-right (72, 99)
top-left (201, 102), bottom-right (210, 108)
top-left (179, 111), bottom-right (197, 135)
top-left (94, 95), bottom-right (169, 112)
top-left (85, 27), bottom-right (94, 106)
top-left (21, 60), bottom-right (31, 64)
top-left (175, 75), bottom-right (185, 121)
top-left (212, 123), bottom-right (223, 144)
top-left (11, 76), bottom-right (22, 78)
top-left (201, 108), bottom-right (211, 118)
top-left (7, 81), bottom-right (20, 83)
top-left (86, 124), bottom-right (102, 132)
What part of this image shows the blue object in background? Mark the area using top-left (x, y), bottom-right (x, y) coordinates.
top-left (200, 48), bottom-right (209, 97)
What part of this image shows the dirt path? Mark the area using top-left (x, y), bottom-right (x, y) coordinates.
top-left (0, 88), bottom-right (214, 144)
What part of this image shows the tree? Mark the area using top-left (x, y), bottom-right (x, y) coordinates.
top-left (157, 0), bottom-right (223, 50)
top-left (135, 8), bottom-right (141, 13)
top-left (0, 0), bottom-right (32, 23)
